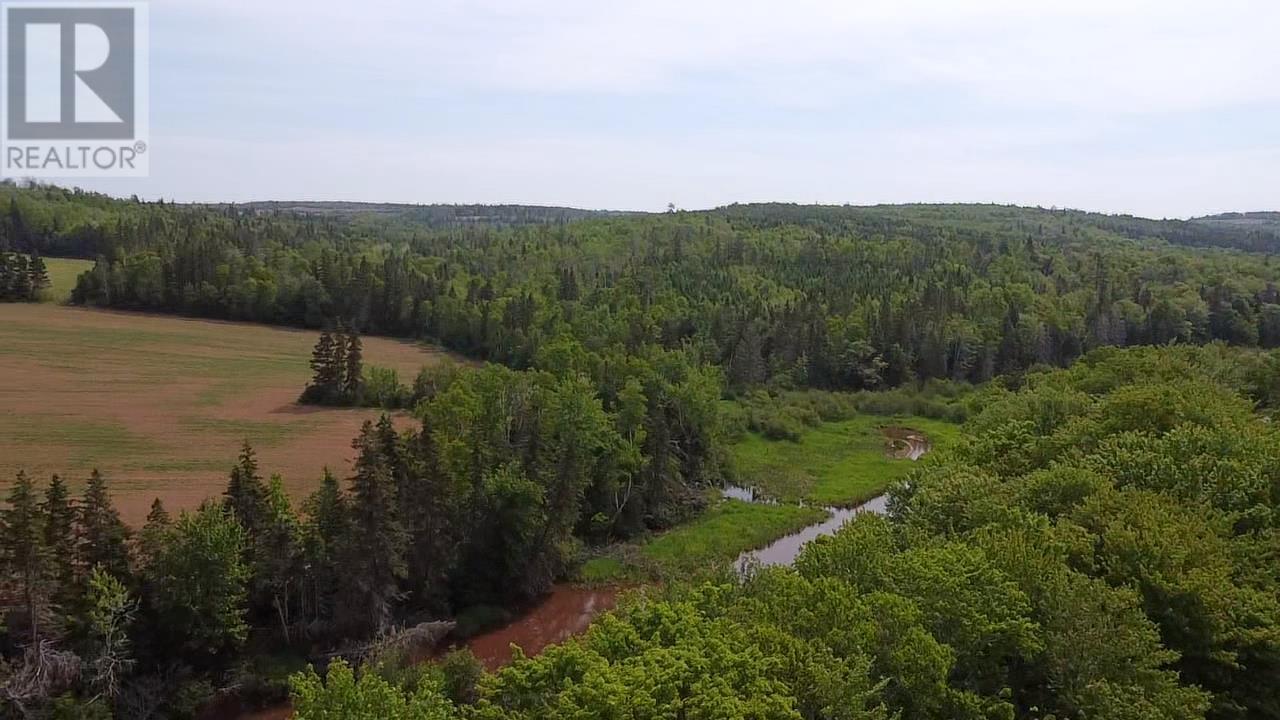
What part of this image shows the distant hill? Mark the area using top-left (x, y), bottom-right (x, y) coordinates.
top-left (225, 200), bottom-right (637, 228)
top-left (708, 202), bottom-right (1280, 254)
top-left (1193, 211), bottom-right (1280, 238)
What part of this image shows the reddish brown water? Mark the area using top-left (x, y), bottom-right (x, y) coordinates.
top-left (466, 585), bottom-right (622, 670)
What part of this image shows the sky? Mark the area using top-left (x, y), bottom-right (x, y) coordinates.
top-left (72, 0), bottom-right (1280, 218)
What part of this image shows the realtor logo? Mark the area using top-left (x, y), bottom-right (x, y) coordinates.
top-left (1, 1), bottom-right (148, 177)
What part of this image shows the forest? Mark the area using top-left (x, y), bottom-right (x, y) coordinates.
top-left (2, 181), bottom-right (1280, 718)
top-left (1, 182), bottom-right (1279, 393)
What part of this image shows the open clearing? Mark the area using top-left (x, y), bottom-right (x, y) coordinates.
top-left (731, 414), bottom-right (961, 505)
top-left (41, 257), bottom-right (94, 302)
top-left (579, 413), bottom-right (955, 583)
top-left (0, 304), bottom-right (457, 523)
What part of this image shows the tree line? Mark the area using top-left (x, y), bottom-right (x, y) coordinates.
top-left (0, 252), bottom-right (49, 302)
top-left (4, 183), bottom-right (1280, 394)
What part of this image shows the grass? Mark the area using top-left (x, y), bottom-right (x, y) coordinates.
top-left (0, 303), bottom-right (457, 523)
top-left (40, 257), bottom-right (94, 303)
top-left (578, 496), bottom-right (826, 583)
top-left (731, 414), bottom-right (961, 506)
top-left (578, 412), bottom-right (961, 584)
top-left (642, 499), bottom-right (826, 570)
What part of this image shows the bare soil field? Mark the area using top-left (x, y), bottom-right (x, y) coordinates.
top-left (0, 304), bottom-right (458, 523)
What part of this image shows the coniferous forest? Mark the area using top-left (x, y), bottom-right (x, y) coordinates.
top-left (3, 181), bottom-right (1280, 718)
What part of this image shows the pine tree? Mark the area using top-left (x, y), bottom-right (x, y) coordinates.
top-left (340, 421), bottom-right (406, 635)
top-left (330, 325), bottom-right (347, 389)
top-left (0, 253), bottom-right (12, 301)
top-left (79, 470), bottom-right (132, 582)
top-left (4, 471), bottom-right (51, 641)
top-left (342, 329), bottom-right (364, 403)
top-left (402, 421), bottom-right (458, 610)
top-left (302, 468), bottom-right (346, 625)
top-left (10, 252), bottom-right (31, 300)
top-left (139, 498), bottom-right (170, 566)
top-left (223, 441), bottom-right (268, 538)
top-left (42, 474), bottom-right (77, 607)
top-left (302, 330), bottom-right (341, 403)
top-left (28, 251), bottom-right (49, 298)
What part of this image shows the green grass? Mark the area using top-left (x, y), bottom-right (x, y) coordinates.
top-left (578, 413), bottom-right (961, 584)
top-left (731, 414), bottom-right (961, 506)
top-left (579, 557), bottom-right (627, 583)
top-left (580, 498), bottom-right (826, 582)
top-left (642, 499), bottom-right (826, 570)
top-left (40, 257), bottom-right (93, 303)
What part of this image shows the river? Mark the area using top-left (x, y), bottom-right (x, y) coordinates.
top-left (229, 426), bottom-right (928, 718)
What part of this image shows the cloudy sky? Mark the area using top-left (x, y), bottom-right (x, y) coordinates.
top-left (75, 0), bottom-right (1280, 217)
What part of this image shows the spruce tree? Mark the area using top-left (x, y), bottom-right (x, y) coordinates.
top-left (4, 471), bottom-right (51, 641)
top-left (42, 474), bottom-right (77, 607)
top-left (340, 421), bottom-right (405, 635)
top-left (403, 421), bottom-right (458, 610)
top-left (28, 252), bottom-right (49, 298)
top-left (10, 252), bottom-right (31, 300)
top-left (223, 441), bottom-right (268, 538)
top-left (139, 498), bottom-right (171, 566)
top-left (0, 253), bottom-right (12, 300)
top-left (302, 468), bottom-right (346, 625)
top-left (79, 470), bottom-right (132, 582)
top-left (342, 329), bottom-right (364, 403)
top-left (303, 330), bottom-right (340, 403)
top-left (331, 322), bottom-right (348, 392)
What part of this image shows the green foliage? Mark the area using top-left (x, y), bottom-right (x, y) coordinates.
top-left (291, 659), bottom-right (455, 720)
top-left (143, 502), bottom-right (250, 659)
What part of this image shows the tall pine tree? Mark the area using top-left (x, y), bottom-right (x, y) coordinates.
top-left (223, 441), bottom-right (268, 538)
top-left (78, 470), bottom-right (132, 582)
top-left (4, 471), bottom-right (51, 641)
top-left (342, 329), bottom-right (364, 403)
top-left (41, 474), bottom-right (77, 608)
top-left (339, 421), bottom-right (405, 635)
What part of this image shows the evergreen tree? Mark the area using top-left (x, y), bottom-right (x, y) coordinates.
top-left (41, 474), bottom-right (77, 607)
top-left (302, 330), bottom-right (342, 403)
top-left (340, 421), bottom-right (406, 635)
top-left (342, 329), bottom-right (364, 403)
top-left (10, 252), bottom-right (31, 300)
top-left (28, 251), bottom-right (49, 297)
top-left (138, 498), bottom-right (170, 566)
top-left (401, 421), bottom-right (458, 610)
top-left (301, 468), bottom-right (347, 627)
top-left (0, 253), bottom-right (12, 300)
top-left (223, 441), bottom-right (268, 538)
top-left (3, 471), bottom-right (51, 641)
top-left (78, 470), bottom-right (132, 582)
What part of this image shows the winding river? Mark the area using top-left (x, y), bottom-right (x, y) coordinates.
top-left (465, 426), bottom-right (930, 667)
top-left (228, 427), bottom-right (929, 718)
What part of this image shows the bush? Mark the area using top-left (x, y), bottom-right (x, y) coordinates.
top-left (364, 365), bottom-right (411, 409)
top-left (437, 649), bottom-right (483, 705)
